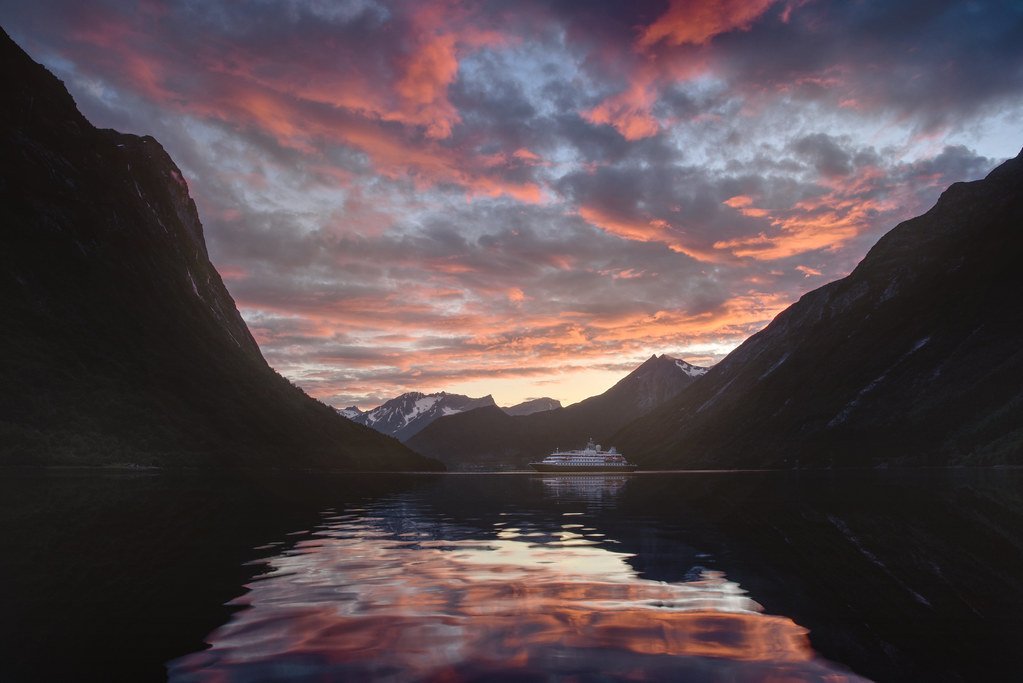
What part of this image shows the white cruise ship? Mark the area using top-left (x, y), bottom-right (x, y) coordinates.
top-left (529, 439), bottom-right (638, 472)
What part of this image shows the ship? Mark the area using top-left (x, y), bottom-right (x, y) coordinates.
top-left (529, 439), bottom-right (638, 472)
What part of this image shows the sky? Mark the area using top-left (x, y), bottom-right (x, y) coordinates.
top-left (3, 0), bottom-right (1021, 409)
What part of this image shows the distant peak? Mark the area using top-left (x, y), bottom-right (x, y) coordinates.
top-left (337, 406), bottom-right (363, 419)
top-left (633, 354), bottom-right (710, 378)
top-left (502, 396), bottom-right (562, 416)
top-left (636, 354), bottom-right (668, 368)
top-left (637, 353), bottom-right (684, 367)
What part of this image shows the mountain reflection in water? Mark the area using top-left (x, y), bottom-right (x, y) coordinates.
top-left (5, 470), bottom-right (1023, 681)
top-left (170, 477), bottom-right (865, 682)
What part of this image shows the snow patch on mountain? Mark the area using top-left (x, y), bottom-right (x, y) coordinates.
top-left (405, 395), bottom-right (442, 426)
top-left (675, 359), bottom-right (709, 378)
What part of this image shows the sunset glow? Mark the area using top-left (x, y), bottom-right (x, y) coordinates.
top-left (4, 0), bottom-right (1018, 407)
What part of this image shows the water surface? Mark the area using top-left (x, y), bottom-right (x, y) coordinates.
top-left (3, 470), bottom-right (1022, 681)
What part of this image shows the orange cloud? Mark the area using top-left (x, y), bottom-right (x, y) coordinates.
top-left (723, 195), bottom-right (770, 218)
top-left (170, 74), bottom-right (544, 203)
top-left (638, 0), bottom-right (778, 48)
top-left (65, 6), bottom-right (537, 202)
top-left (390, 5), bottom-right (507, 138)
top-left (583, 80), bottom-right (660, 140)
top-left (713, 216), bottom-right (859, 260)
top-left (795, 265), bottom-right (823, 277)
top-left (241, 275), bottom-right (797, 406)
top-left (585, 0), bottom-right (777, 139)
top-left (578, 206), bottom-right (726, 263)
top-left (512, 148), bottom-right (541, 162)
top-left (394, 33), bottom-right (461, 138)
top-left (716, 166), bottom-right (908, 260)
top-left (580, 292), bottom-right (790, 343)
top-left (582, 53), bottom-right (708, 140)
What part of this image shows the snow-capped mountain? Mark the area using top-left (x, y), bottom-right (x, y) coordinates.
top-left (407, 353), bottom-right (709, 470)
top-left (339, 392), bottom-right (497, 442)
top-left (502, 397), bottom-right (562, 416)
top-left (615, 354), bottom-right (710, 413)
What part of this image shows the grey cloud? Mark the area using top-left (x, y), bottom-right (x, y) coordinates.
top-left (715, 0), bottom-right (1023, 132)
top-left (2, 0), bottom-right (1014, 406)
top-left (791, 133), bottom-right (853, 178)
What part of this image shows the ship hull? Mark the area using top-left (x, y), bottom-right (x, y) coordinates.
top-left (529, 463), bottom-right (638, 473)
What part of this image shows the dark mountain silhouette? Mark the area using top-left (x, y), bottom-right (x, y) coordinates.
top-left (502, 397), bottom-right (561, 416)
top-left (614, 150), bottom-right (1023, 468)
top-left (0, 29), bottom-right (440, 470)
top-left (341, 391), bottom-right (496, 442)
top-left (407, 354), bottom-right (707, 469)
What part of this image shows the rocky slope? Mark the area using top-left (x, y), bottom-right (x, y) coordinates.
top-left (614, 151), bottom-right (1023, 468)
top-left (407, 354), bottom-right (707, 469)
top-left (0, 29), bottom-right (440, 470)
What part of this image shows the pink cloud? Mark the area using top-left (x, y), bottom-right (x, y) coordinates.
top-left (583, 79), bottom-right (661, 140)
top-left (582, 0), bottom-right (771, 140)
top-left (13, 0), bottom-right (1003, 408)
top-left (578, 205), bottom-right (728, 263)
top-left (638, 0), bottom-right (779, 48)
top-left (715, 165), bottom-right (913, 260)
top-left (53, 3), bottom-right (539, 203)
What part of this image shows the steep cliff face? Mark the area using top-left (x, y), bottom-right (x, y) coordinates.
top-left (614, 151), bottom-right (1023, 468)
top-left (0, 29), bottom-right (440, 470)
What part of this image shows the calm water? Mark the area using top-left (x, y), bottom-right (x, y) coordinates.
top-left (3, 470), bottom-right (1023, 681)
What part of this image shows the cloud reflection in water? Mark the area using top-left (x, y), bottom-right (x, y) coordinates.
top-left (170, 499), bottom-right (868, 682)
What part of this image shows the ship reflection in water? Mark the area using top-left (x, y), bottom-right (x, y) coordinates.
top-left (540, 473), bottom-right (629, 503)
top-left (170, 499), bottom-right (866, 682)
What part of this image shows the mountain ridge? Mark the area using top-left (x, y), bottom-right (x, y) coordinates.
top-left (613, 149), bottom-right (1023, 467)
top-left (503, 397), bottom-right (562, 416)
top-left (340, 391), bottom-right (565, 441)
top-left (0, 28), bottom-right (440, 470)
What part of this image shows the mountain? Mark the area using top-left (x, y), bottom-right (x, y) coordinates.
top-left (614, 150), bottom-right (1023, 468)
top-left (407, 354), bottom-right (708, 470)
top-left (502, 397), bottom-right (562, 416)
top-left (0, 29), bottom-right (440, 471)
top-left (341, 392), bottom-right (497, 442)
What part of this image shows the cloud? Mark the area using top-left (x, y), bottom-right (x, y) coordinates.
top-left (638, 0), bottom-right (779, 48)
top-left (1, 0), bottom-right (1017, 407)
top-left (791, 133), bottom-right (853, 178)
